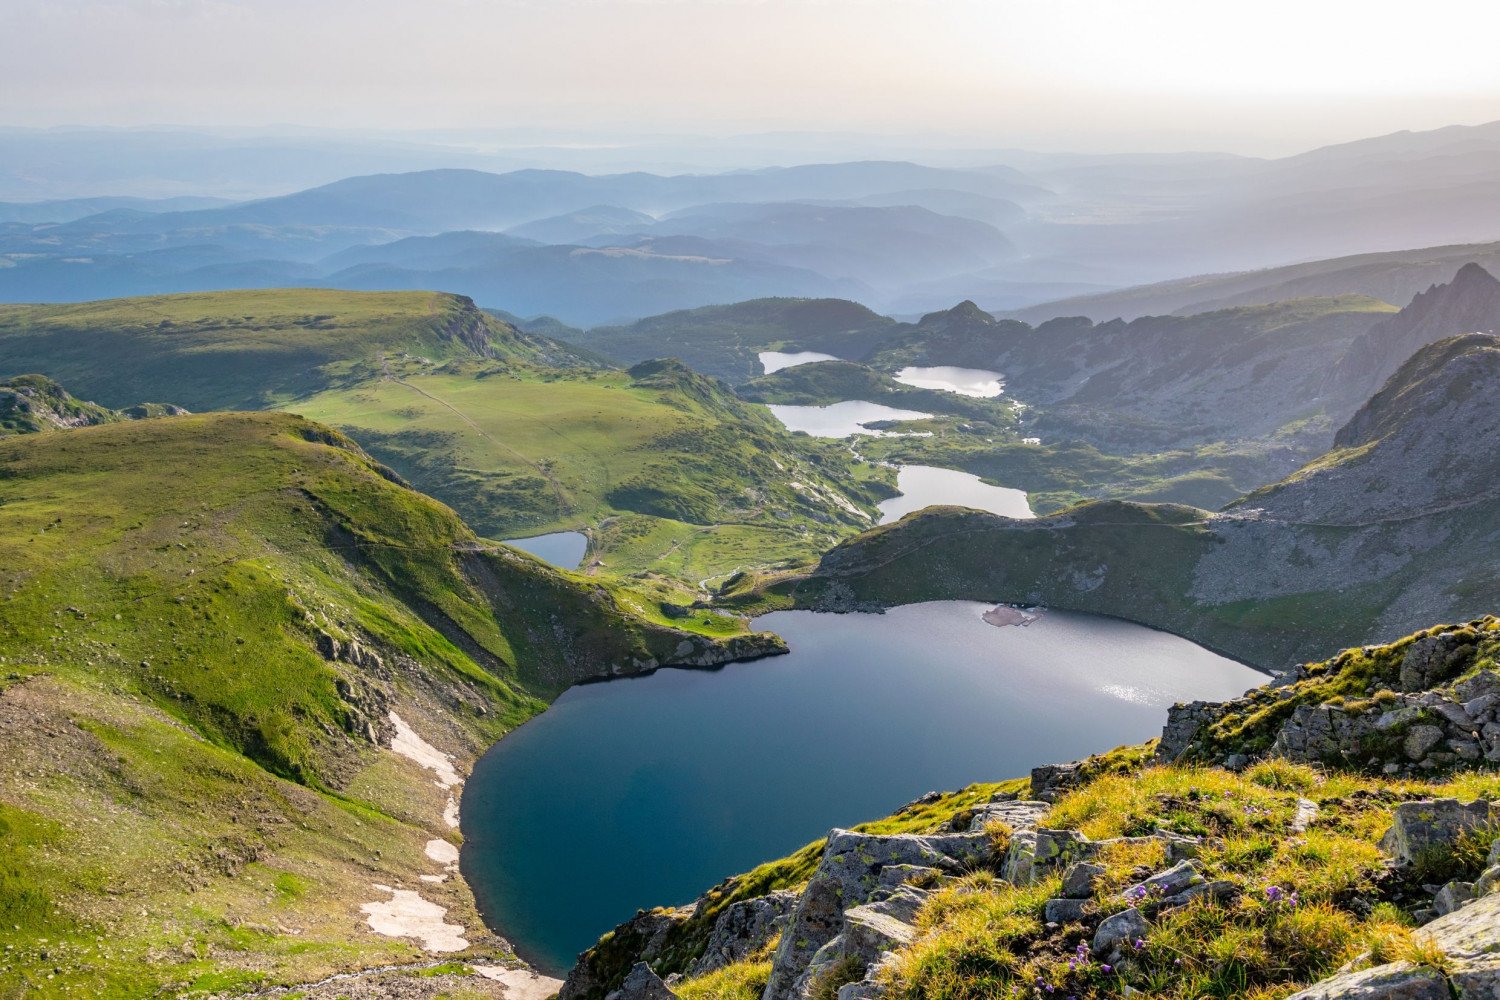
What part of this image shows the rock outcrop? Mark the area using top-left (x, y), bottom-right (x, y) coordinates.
top-left (1159, 621), bottom-right (1500, 774)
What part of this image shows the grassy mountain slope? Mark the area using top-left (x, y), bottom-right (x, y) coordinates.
top-left (0, 410), bottom-right (780, 998)
top-left (737, 335), bottom-right (1500, 668)
top-left (0, 289), bottom-right (592, 411)
top-left (0, 290), bottom-right (891, 588)
top-left (290, 357), bottom-right (892, 585)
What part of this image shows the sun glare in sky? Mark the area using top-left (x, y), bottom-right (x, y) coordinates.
top-left (2, 0), bottom-right (1498, 152)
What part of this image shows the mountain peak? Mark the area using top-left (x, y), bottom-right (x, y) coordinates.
top-left (1248, 332), bottom-right (1500, 523)
top-left (1335, 262), bottom-right (1500, 398)
top-left (1451, 260), bottom-right (1500, 287)
top-left (918, 299), bottom-right (995, 328)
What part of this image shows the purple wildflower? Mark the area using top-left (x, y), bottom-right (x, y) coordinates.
top-left (1100, 965), bottom-right (1113, 974)
top-left (1133, 938), bottom-right (1146, 951)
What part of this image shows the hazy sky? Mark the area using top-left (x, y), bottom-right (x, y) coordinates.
top-left (4, 0), bottom-right (1500, 154)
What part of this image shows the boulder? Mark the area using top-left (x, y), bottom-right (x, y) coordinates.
top-left (1453, 668), bottom-right (1500, 703)
top-left (962, 800), bottom-right (1049, 833)
top-left (1398, 632), bottom-right (1475, 692)
top-left (1283, 962), bottom-right (1448, 999)
top-left (1403, 725), bottom-right (1446, 761)
top-left (762, 829), bottom-right (989, 1000)
top-left (1159, 700), bottom-right (1218, 760)
top-left (1379, 799), bottom-right (1494, 866)
top-left (1432, 881), bottom-right (1474, 916)
top-left (1122, 860), bottom-right (1203, 901)
top-left (1030, 763), bottom-right (1081, 801)
top-left (1043, 898), bottom-right (1089, 924)
top-left (1060, 862), bottom-right (1106, 899)
top-left (843, 905), bottom-right (917, 964)
top-left (693, 891), bottom-right (798, 975)
top-left (1413, 891), bottom-right (1500, 995)
top-left (609, 964), bottom-right (678, 1000)
top-left (1092, 907), bottom-right (1147, 958)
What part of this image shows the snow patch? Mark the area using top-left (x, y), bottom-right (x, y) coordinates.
top-left (360, 884), bottom-right (469, 952)
top-left (389, 712), bottom-right (462, 789)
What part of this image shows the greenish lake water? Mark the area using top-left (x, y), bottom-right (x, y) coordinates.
top-left (461, 601), bottom-right (1265, 974)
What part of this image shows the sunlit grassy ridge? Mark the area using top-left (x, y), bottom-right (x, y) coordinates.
top-left (0, 290), bottom-right (894, 587)
top-left (290, 357), bottom-right (892, 584)
top-left (0, 411), bottom-right (772, 997)
top-left (663, 759), bottom-right (1499, 1000)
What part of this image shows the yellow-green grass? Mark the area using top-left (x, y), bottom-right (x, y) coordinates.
top-left (0, 289), bottom-right (895, 588)
top-left (880, 762), bottom-right (1500, 1000)
top-left (0, 289), bottom-right (551, 412)
top-left (674, 762), bottom-right (1498, 1000)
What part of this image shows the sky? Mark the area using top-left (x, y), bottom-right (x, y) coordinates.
top-left (4, 0), bottom-right (1500, 155)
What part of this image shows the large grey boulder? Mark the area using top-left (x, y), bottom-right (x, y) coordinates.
top-left (693, 891), bottom-right (798, 975)
top-left (1060, 862), bottom-right (1106, 899)
top-left (1379, 799), bottom-right (1494, 866)
top-left (1432, 881), bottom-right (1474, 916)
top-left (1292, 890), bottom-right (1500, 998)
top-left (762, 829), bottom-right (989, 1000)
top-left (1092, 907), bottom-right (1147, 958)
top-left (1283, 962), bottom-right (1449, 999)
top-left (1399, 632), bottom-right (1475, 692)
top-left (962, 800), bottom-right (1049, 833)
top-left (1043, 897), bottom-right (1089, 923)
top-left (608, 963), bottom-right (678, 1000)
top-left (1122, 860), bottom-right (1203, 901)
top-left (842, 905), bottom-right (918, 965)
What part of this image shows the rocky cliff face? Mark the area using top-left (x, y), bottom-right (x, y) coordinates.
top-left (1339, 262), bottom-right (1500, 402)
top-left (1240, 334), bottom-right (1500, 524)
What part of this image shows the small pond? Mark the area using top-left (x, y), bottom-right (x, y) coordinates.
top-left (759, 350), bottom-right (841, 374)
top-left (878, 465), bottom-right (1033, 523)
top-left (894, 365), bottom-right (1005, 397)
top-left (767, 400), bottom-right (934, 438)
top-left (503, 531), bottom-right (588, 570)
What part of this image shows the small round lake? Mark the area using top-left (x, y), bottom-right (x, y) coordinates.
top-left (760, 350), bottom-right (841, 374)
top-left (461, 602), bottom-right (1264, 974)
top-left (503, 531), bottom-right (588, 569)
top-left (767, 400), bottom-right (934, 438)
top-left (894, 365), bottom-right (1004, 397)
top-left (879, 466), bottom-right (1033, 523)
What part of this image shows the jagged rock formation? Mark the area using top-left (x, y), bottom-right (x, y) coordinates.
top-left (1339, 262), bottom-right (1500, 402)
top-left (1159, 619), bottom-right (1500, 774)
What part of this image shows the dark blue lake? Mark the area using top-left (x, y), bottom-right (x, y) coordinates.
top-left (460, 602), bottom-right (1265, 974)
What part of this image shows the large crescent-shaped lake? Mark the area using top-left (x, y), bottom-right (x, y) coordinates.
top-left (460, 601), bottom-right (1265, 973)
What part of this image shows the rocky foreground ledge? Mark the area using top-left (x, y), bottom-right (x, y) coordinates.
top-left (566, 618), bottom-right (1500, 1000)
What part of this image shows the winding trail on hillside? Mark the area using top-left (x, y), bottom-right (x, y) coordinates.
top-left (377, 354), bottom-right (574, 519)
